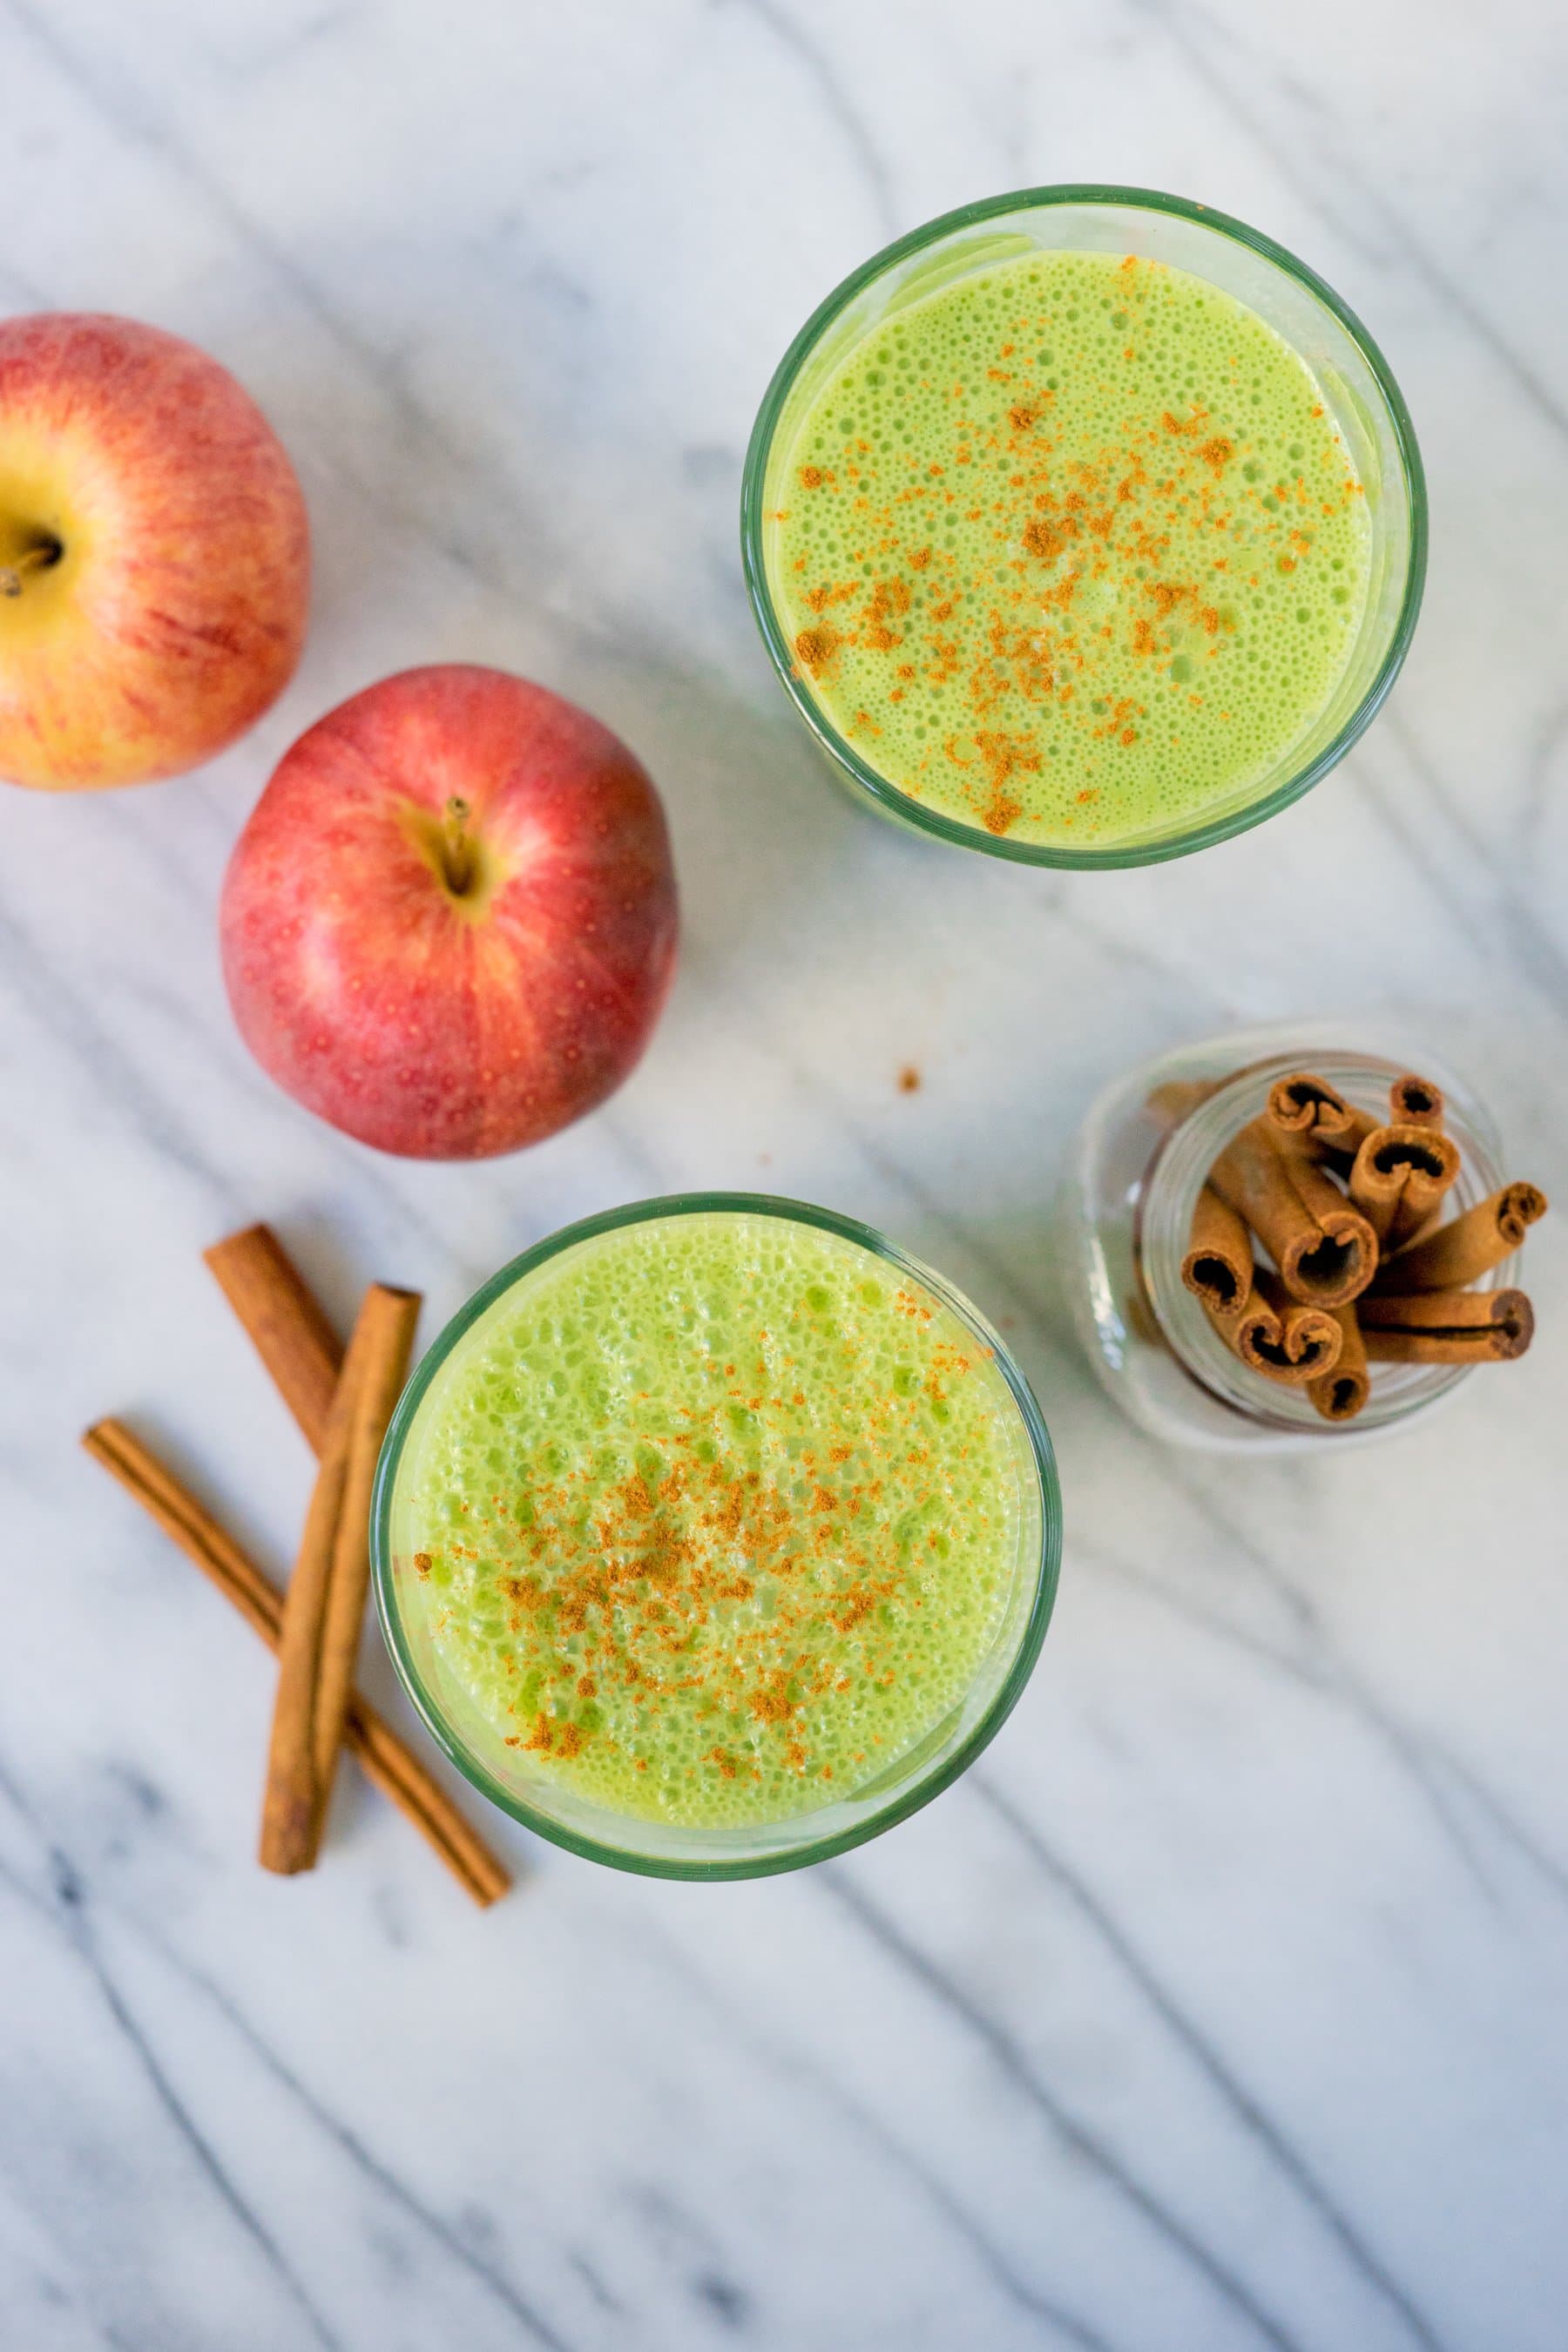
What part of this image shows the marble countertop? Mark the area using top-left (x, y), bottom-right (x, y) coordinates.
top-left (4, 2), bottom-right (1567, 2346)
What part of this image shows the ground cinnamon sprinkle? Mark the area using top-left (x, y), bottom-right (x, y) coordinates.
top-left (466, 1433), bottom-right (916, 1786)
top-left (786, 316), bottom-right (1248, 832)
top-left (770, 247), bottom-right (1369, 842)
top-left (794, 624), bottom-right (840, 677)
top-left (403, 1220), bottom-right (1030, 1826)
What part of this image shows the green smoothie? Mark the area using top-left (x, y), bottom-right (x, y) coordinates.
top-left (766, 248), bottom-right (1372, 847)
top-left (389, 1208), bottom-right (1042, 1831)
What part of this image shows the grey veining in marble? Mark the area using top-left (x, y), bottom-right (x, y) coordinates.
top-left (3, 1), bottom-right (1567, 2346)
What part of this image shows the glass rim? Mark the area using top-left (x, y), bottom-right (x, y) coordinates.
top-left (372, 1190), bottom-right (1063, 1880)
top-left (740, 181), bottom-right (1429, 870)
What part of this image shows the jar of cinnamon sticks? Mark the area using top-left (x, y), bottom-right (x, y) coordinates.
top-left (1058, 1025), bottom-right (1544, 1451)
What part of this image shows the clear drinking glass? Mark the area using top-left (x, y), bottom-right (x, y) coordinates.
top-left (741, 185), bottom-right (1426, 868)
top-left (1057, 1024), bottom-right (1511, 1453)
top-left (373, 1193), bottom-right (1061, 1879)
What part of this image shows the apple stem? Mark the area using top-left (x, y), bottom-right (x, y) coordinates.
top-left (440, 797), bottom-right (474, 896)
top-left (0, 538), bottom-right (62, 598)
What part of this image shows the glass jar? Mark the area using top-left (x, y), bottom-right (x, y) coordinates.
top-left (740, 184), bottom-right (1425, 869)
top-left (1058, 1024), bottom-right (1511, 1452)
top-left (373, 1193), bottom-right (1061, 1878)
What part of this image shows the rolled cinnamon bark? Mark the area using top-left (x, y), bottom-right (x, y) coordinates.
top-left (1307, 1303), bottom-right (1370, 1423)
top-left (1201, 1283), bottom-right (1282, 1375)
top-left (1264, 1072), bottom-right (1376, 1160)
top-left (1203, 1274), bottom-right (1342, 1384)
top-left (205, 1223), bottom-right (342, 1452)
top-left (311, 1288), bottom-right (422, 1824)
top-left (1180, 1187), bottom-right (1254, 1315)
top-left (1389, 1073), bottom-right (1444, 1131)
top-left (260, 1282), bottom-right (421, 1876)
top-left (1385, 1132), bottom-right (1463, 1249)
top-left (1375, 1182), bottom-right (1547, 1293)
top-left (1348, 1124), bottom-right (1462, 1247)
top-left (1208, 1121), bottom-right (1376, 1307)
top-left (1358, 1287), bottom-right (1534, 1363)
top-left (1248, 1270), bottom-right (1343, 1381)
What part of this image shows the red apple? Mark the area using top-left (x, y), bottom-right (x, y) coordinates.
top-left (220, 665), bottom-right (679, 1158)
top-left (0, 313), bottom-right (309, 790)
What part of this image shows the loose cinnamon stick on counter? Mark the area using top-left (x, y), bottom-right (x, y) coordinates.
top-left (82, 1420), bottom-right (509, 1905)
top-left (261, 1283), bottom-right (421, 1876)
top-left (1208, 1121), bottom-right (1375, 1307)
top-left (312, 1288), bottom-right (421, 1826)
top-left (1264, 1073), bottom-right (1376, 1160)
top-left (1375, 1182), bottom-right (1547, 1293)
top-left (1389, 1073), bottom-right (1444, 1131)
top-left (1180, 1187), bottom-right (1254, 1315)
top-left (1359, 1287), bottom-right (1534, 1364)
top-left (204, 1225), bottom-right (342, 1452)
top-left (1308, 1303), bottom-right (1370, 1423)
top-left (1348, 1125), bottom-right (1462, 1247)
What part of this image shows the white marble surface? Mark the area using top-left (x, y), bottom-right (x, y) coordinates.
top-left (3, 1), bottom-right (1567, 2345)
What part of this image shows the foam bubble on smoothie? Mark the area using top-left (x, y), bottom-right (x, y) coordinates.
top-left (395, 1213), bottom-right (1037, 1829)
top-left (768, 249), bottom-right (1371, 846)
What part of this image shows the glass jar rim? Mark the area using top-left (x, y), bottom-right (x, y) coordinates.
top-left (372, 1190), bottom-right (1063, 1879)
top-left (740, 181), bottom-right (1428, 870)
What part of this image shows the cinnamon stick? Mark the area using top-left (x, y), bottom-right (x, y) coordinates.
top-left (1264, 1072), bottom-right (1376, 1161)
top-left (261, 1284), bottom-right (421, 1876)
top-left (1348, 1124), bottom-right (1462, 1247)
top-left (204, 1224), bottom-right (342, 1452)
top-left (82, 1420), bottom-right (508, 1905)
top-left (1201, 1283), bottom-right (1277, 1374)
top-left (1375, 1182), bottom-right (1547, 1293)
top-left (1202, 1276), bottom-right (1341, 1385)
top-left (1307, 1303), bottom-right (1370, 1423)
top-left (1248, 1270), bottom-right (1343, 1381)
top-left (1180, 1186), bottom-right (1254, 1315)
top-left (1384, 1129), bottom-right (1460, 1248)
top-left (313, 1288), bottom-right (422, 1818)
top-left (1358, 1287), bottom-right (1534, 1364)
top-left (1207, 1121), bottom-right (1375, 1307)
top-left (1389, 1073), bottom-right (1444, 1131)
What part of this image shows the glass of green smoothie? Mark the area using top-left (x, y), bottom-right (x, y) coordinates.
top-left (372, 1195), bottom-right (1060, 1878)
top-left (742, 185), bottom-right (1425, 866)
